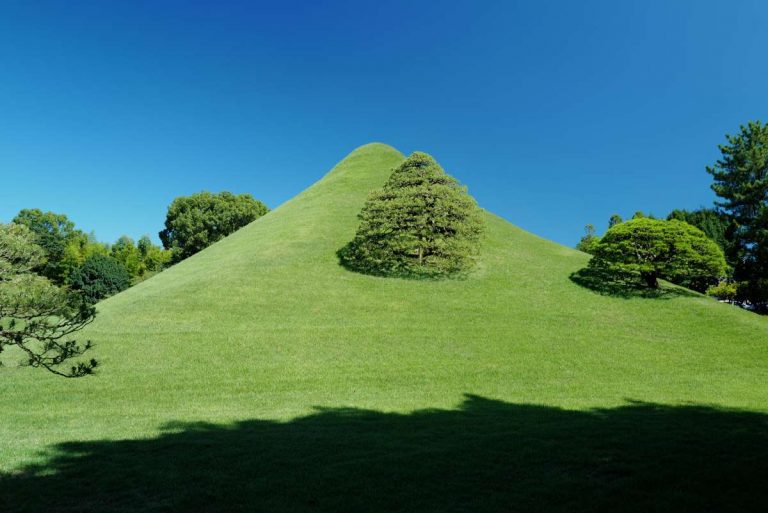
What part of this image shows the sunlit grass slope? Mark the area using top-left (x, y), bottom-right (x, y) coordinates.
top-left (1, 143), bottom-right (767, 511)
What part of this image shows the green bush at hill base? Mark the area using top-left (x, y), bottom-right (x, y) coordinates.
top-left (70, 254), bottom-right (131, 304)
top-left (339, 152), bottom-right (483, 278)
top-left (589, 218), bottom-right (727, 291)
top-left (707, 281), bottom-right (739, 301)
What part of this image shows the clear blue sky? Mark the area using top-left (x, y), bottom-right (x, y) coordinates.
top-left (1, 0), bottom-right (766, 246)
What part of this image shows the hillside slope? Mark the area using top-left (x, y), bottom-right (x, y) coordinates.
top-left (2, 143), bottom-right (767, 512)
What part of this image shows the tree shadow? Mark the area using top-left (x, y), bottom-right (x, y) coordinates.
top-left (569, 267), bottom-right (699, 299)
top-left (2, 395), bottom-right (767, 512)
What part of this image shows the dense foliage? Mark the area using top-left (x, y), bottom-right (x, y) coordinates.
top-left (111, 235), bottom-right (172, 280)
top-left (589, 218), bottom-right (727, 291)
top-left (160, 192), bottom-right (269, 262)
top-left (667, 208), bottom-right (735, 263)
top-left (70, 254), bottom-right (132, 304)
top-left (339, 152), bottom-right (484, 278)
top-left (706, 281), bottom-right (739, 301)
top-left (12, 209), bottom-right (170, 288)
top-left (12, 209), bottom-right (81, 284)
top-left (0, 223), bottom-right (96, 377)
top-left (707, 120), bottom-right (768, 308)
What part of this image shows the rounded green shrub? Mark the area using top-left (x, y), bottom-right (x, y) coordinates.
top-left (159, 192), bottom-right (269, 262)
top-left (589, 218), bottom-right (727, 291)
top-left (70, 254), bottom-right (131, 304)
top-left (706, 281), bottom-right (739, 301)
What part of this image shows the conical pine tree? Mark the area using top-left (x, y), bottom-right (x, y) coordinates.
top-left (340, 152), bottom-right (484, 277)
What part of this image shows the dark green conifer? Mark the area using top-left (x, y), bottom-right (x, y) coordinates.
top-left (340, 152), bottom-right (483, 278)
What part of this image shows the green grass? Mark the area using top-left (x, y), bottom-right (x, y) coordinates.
top-left (2, 143), bottom-right (767, 512)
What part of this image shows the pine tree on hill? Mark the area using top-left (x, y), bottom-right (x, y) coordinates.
top-left (339, 152), bottom-right (483, 278)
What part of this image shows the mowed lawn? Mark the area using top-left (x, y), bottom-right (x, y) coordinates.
top-left (1, 143), bottom-right (767, 512)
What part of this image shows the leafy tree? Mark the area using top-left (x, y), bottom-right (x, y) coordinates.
top-left (70, 254), bottom-right (131, 304)
top-left (707, 120), bottom-right (768, 308)
top-left (111, 235), bottom-right (143, 278)
top-left (589, 218), bottom-right (726, 291)
top-left (106, 235), bottom-right (171, 282)
top-left (339, 152), bottom-right (484, 278)
top-left (575, 224), bottom-right (600, 254)
top-left (0, 223), bottom-right (96, 377)
top-left (137, 235), bottom-right (172, 274)
top-left (12, 209), bottom-right (82, 284)
top-left (608, 214), bottom-right (623, 228)
top-left (160, 192), bottom-right (269, 262)
top-left (137, 235), bottom-right (153, 257)
top-left (59, 232), bottom-right (110, 284)
top-left (11, 210), bottom-right (169, 290)
top-left (667, 208), bottom-right (736, 265)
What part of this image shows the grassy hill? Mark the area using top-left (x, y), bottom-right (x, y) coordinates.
top-left (2, 143), bottom-right (767, 512)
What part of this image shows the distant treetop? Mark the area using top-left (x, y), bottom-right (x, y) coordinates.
top-left (159, 191), bottom-right (269, 262)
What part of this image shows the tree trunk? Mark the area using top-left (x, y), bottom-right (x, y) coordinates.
top-left (641, 272), bottom-right (659, 289)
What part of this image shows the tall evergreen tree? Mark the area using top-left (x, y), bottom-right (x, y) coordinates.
top-left (340, 152), bottom-right (483, 278)
top-left (707, 120), bottom-right (768, 307)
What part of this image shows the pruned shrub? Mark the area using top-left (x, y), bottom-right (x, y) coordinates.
top-left (339, 152), bottom-right (483, 278)
top-left (70, 254), bottom-right (131, 304)
top-left (588, 218), bottom-right (726, 291)
top-left (706, 281), bottom-right (739, 301)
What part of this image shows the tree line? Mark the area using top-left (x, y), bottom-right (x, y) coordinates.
top-left (2, 151), bottom-right (481, 376)
top-left (576, 120), bottom-right (768, 312)
top-left (1, 192), bottom-right (269, 376)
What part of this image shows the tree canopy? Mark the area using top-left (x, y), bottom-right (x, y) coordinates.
top-left (108, 235), bottom-right (170, 280)
top-left (70, 254), bottom-right (132, 305)
top-left (12, 209), bottom-right (81, 284)
top-left (589, 218), bottom-right (726, 291)
top-left (159, 192), bottom-right (269, 262)
top-left (667, 208), bottom-right (736, 266)
top-left (0, 223), bottom-right (96, 377)
top-left (339, 152), bottom-right (484, 278)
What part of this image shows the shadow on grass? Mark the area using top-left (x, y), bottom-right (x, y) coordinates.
top-left (569, 267), bottom-right (699, 299)
top-left (2, 395), bottom-right (767, 512)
